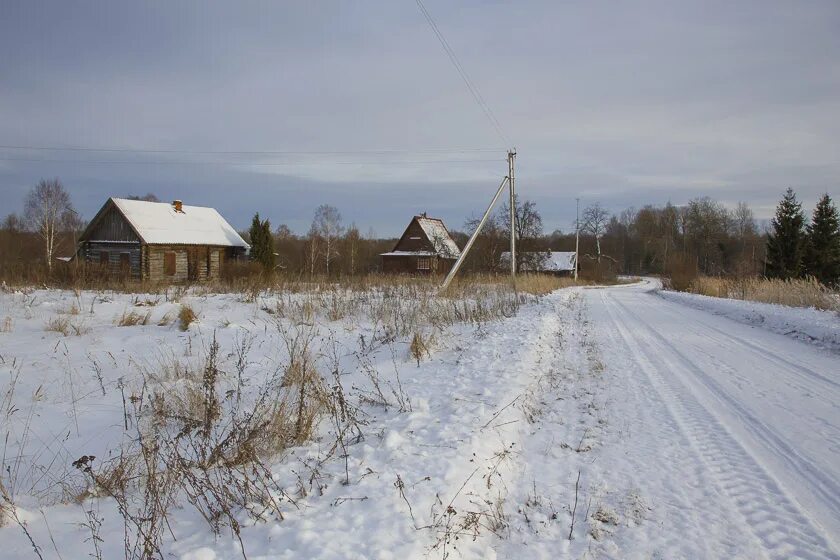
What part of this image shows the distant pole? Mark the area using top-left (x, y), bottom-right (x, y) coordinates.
top-left (508, 149), bottom-right (516, 279)
top-left (574, 197), bottom-right (580, 281)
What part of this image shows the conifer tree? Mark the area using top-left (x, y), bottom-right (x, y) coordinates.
top-left (249, 213), bottom-right (275, 270)
top-left (804, 193), bottom-right (840, 286)
top-left (261, 218), bottom-right (275, 270)
top-left (765, 188), bottom-right (806, 279)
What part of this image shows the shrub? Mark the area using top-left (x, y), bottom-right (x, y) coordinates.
top-left (178, 304), bottom-right (197, 331)
top-left (409, 332), bottom-right (430, 366)
top-left (664, 252), bottom-right (699, 291)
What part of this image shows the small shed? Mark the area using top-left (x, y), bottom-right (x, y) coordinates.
top-left (500, 251), bottom-right (577, 276)
top-left (381, 214), bottom-right (461, 274)
top-left (77, 198), bottom-right (249, 281)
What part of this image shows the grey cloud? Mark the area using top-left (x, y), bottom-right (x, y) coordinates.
top-left (1, 0), bottom-right (838, 234)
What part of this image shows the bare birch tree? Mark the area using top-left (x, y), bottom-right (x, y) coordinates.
top-left (306, 224), bottom-right (320, 277)
top-left (23, 178), bottom-right (76, 273)
top-left (344, 224), bottom-right (361, 275)
top-left (582, 202), bottom-right (610, 263)
top-left (312, 205), bottom-right (343, 276)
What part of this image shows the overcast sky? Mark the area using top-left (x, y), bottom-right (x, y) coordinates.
top-left (1, 1), bottom-right (838, 236)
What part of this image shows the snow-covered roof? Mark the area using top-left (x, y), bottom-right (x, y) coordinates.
top-left (110, 198), bottom-right (249, 247)
top-left (381, 250), bottom-right (439, 257)
top-left (500, 251), bottom-right (577, 272)
top-left (416, 217), bottom-right (460, 258)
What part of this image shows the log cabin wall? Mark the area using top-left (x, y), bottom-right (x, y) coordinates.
top-left (145, 245), bottom-right (228, 282)
top-left (83, 241), bottom-right (142, 278)
top-left (382, 255), bottom-right (455, 274)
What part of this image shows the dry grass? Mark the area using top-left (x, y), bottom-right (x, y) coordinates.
top-left (156, 311), bottom-right (175, 327)
top-left (0, 480), bottom-right (8, 528)
top-left (45, 315), bottom-right (90, 336)
top-left (69, 332), bottom-right (328, 558)
top-left (45, 315), bottom-right (71, 335)
top-left (1, 317), bottom-right (11, 333)
top-left (409, 332), bottom-right (431, 366)
top-left (116, 310), bottom-right (152, 327)
top-left (514, 274), bottom-right (579, 295)
top-left (178, 304), bottom-right (197, 331)
top-left (688, 276), bottom-right (840, 311)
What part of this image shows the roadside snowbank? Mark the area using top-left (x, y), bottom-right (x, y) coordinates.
top-left (658, 288), bottom-right (840, 353)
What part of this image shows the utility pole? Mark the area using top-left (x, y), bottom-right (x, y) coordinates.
top-left (440, 176), bottom-right (510, 291)
top-left (508, 149), bottom-right (516, 279)
top-left (440, 150), bottom-right (517, 292)
top-left (574, 197), bottom-right (580, 281)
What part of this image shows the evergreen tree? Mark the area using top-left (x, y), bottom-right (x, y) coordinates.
top-left (804, 193), bottom-right (840, 286)
top-left (261, 218), bottom-right (275, 270)
top-left (248, 213), bottom-right (275, 270)
top-left (765, 188), bottom-right (806, 279)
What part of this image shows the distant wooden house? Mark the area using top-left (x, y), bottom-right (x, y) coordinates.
top-left (381, 214), bottom-right (461, 274)
top-left (77, 198), bottom-right (249, 281)
top-left (500, 251), bottom-right (577, 276)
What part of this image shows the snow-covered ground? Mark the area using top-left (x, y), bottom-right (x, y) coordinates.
top-left (1, 280), bottom-right (838, 559)
top-left (658, 284), bottom-right (840, 353)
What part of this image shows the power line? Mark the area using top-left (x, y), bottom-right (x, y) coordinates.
top-left (0, 144), bottom-right (501, 156)
top-left (0, 155), bottom-right (503, 166)
top-left (414, 0), bottom-right (511, 147)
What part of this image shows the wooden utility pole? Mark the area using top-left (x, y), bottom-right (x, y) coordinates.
top-left (508, 149), bottom-right (516, 279)
top-left (440, 176), bottom-right (510, 291)
top-left (440, 149), bottom-right (518, 292)
top-left (574, 197), bottom-right (580, 281)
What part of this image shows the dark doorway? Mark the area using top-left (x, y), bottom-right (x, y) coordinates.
top-left (119, 252), bottom-right (131, 277)
top-left (187, 248), bottom-right (199, 281)
top-left (187, 248), bottom-right (208, 281)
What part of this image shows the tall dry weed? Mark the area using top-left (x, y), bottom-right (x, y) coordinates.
top-left (689, 276), bottom-right (839, 311)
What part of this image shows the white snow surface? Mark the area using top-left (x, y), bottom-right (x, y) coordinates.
top-left (1, 280), bottom-right (838, 559)
top-left (500, 251), bottom-right (577, 272)
top-left (380, 250), bottom-right (438, 257)
top-left (110, 197), bottom-right (249, 247)
top-left (657, 285), bottom-right (840, 353)
top-left (416, 217), bottom-right (460, 258)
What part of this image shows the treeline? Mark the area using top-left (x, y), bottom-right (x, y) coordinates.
top-left (2, 177), bottom-right (838, 288)
top-left (246, 189), bottom-right (838, 287)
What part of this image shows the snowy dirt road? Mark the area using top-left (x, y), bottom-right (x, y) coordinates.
top-left (581, 279), bottom-right (840, 559)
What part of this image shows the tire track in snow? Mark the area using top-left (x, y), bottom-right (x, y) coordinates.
top-left (496, 288), bottom-right (734, 558)
top-left (598, 291), bottom-right (763, 558)
top-left (615, 296), bottom-right (840, 518)
top-left (606, 292), bottom-right (839, 560)
top-left (650, 292), bottom-right (840, 391)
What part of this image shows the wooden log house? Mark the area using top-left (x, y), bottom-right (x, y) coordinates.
top-left (77, 198), bottom-right (249, 281)
top-left (381, 213), bottom-right (461, 274)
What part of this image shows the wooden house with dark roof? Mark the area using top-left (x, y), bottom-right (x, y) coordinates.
top-left (381, 213), bottom-right (461, 274)
top-left (77, 198), bottom-right (249, 281)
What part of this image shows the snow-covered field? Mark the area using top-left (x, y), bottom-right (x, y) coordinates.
top-left (1, 279), bottom-right (838, 559)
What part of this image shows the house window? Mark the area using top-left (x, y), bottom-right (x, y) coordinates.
top-left (164, 251), bottom-right (177, 276)
top-left (119, 253), bottom-right (131, 274)
top-left (100, 251), bottom-right (109, 267)
top-left (417, 257), bottom-right (431, 271)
